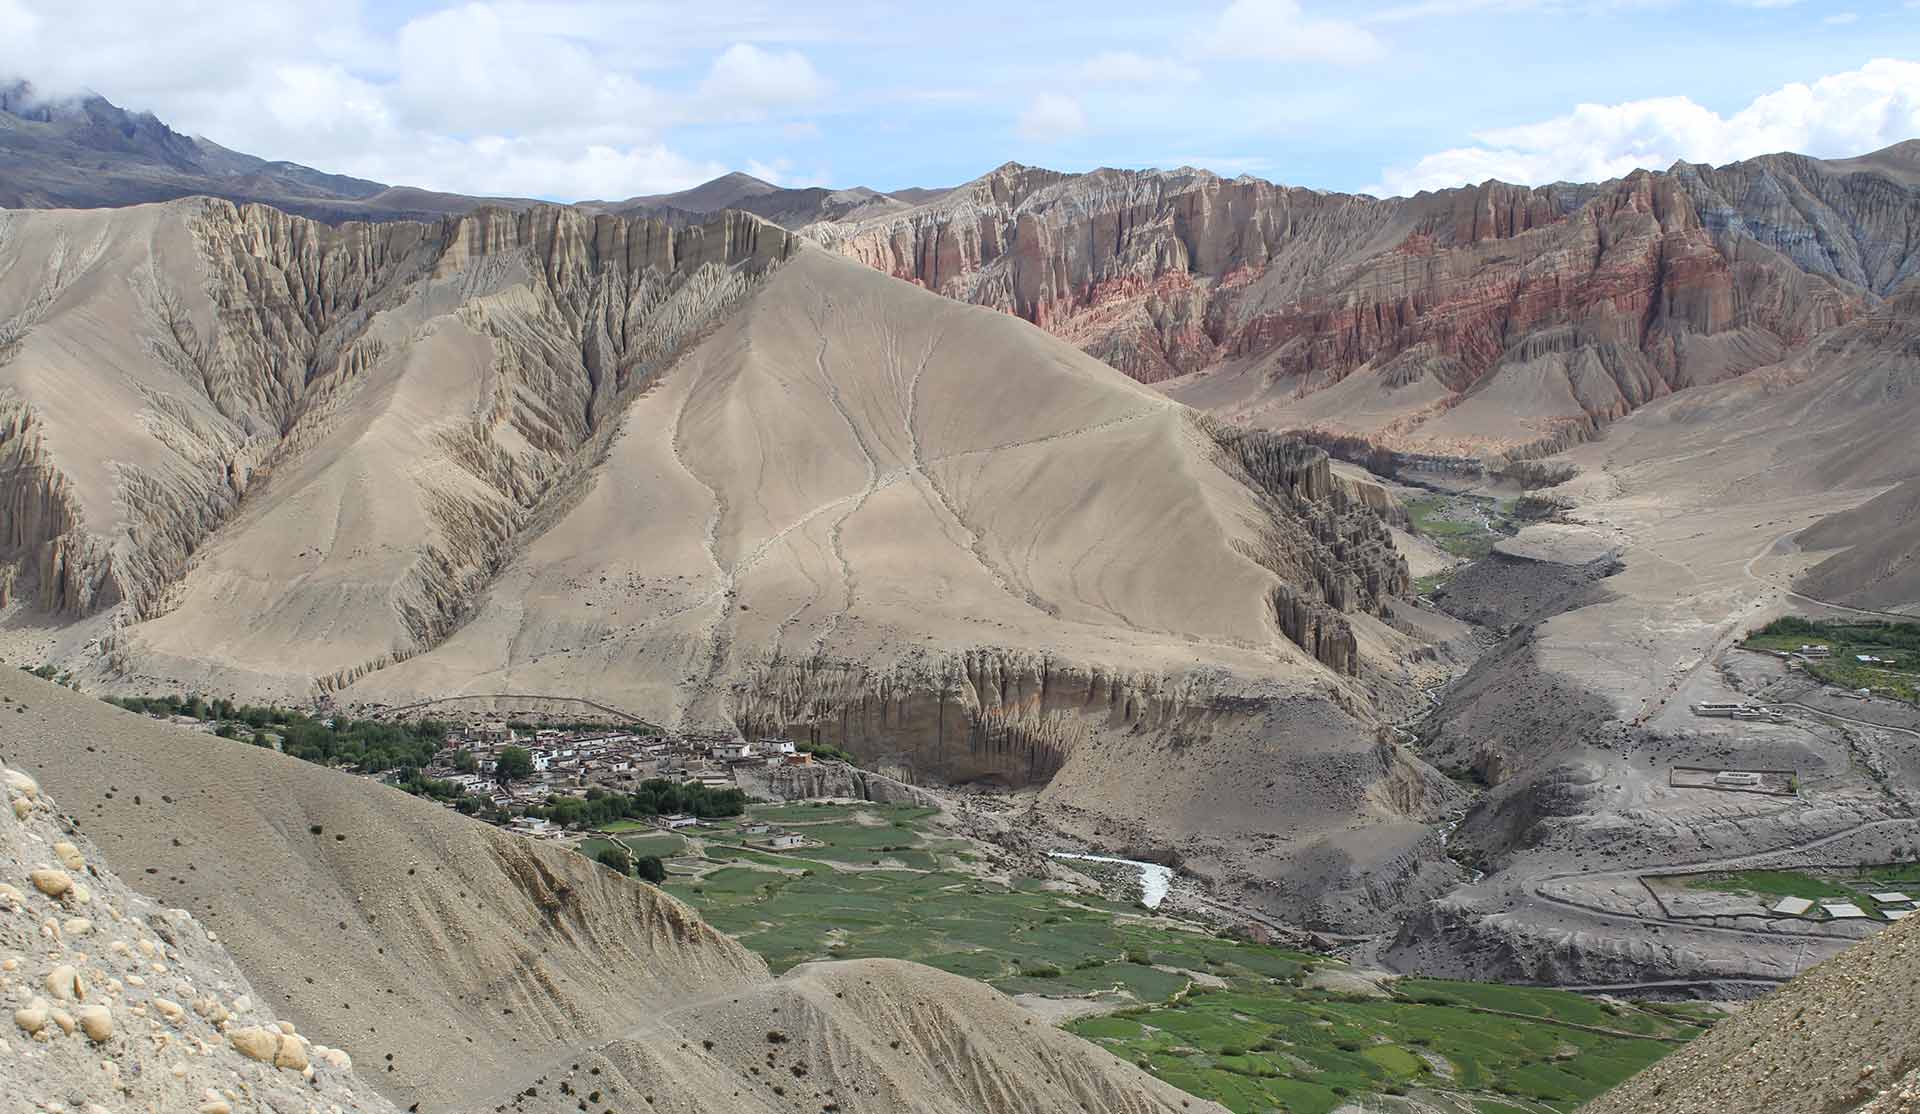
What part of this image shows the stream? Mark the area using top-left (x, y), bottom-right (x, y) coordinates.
top-left (1048, 852), bottom-right (1174, 909)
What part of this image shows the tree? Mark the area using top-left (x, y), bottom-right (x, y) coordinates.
top-left (450, 749), bottom-right (478, 774)
top-left (595, 845), bottom-right (633, 876)
top-left (634, 855), bottom-right (667, 884)
top-left (494, 746), bottom-right (534, 785)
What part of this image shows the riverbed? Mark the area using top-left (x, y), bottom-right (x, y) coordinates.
top-left (1048, 852), bottom-right (1173, 909)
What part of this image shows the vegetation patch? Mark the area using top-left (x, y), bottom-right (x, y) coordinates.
top-left (665, 803), bottom-right (1701, 1114)
top-left (1743, 617), bottom-right (1920, 704)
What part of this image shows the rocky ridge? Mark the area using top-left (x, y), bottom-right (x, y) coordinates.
top-left (0, 198), bottom-right (793, 695)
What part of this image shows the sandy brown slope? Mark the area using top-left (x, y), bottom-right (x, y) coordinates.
top-left (0, 195), bottom-right (1445, 930)
top-left (1581, 912), bottom-right (1919, 1114)
top-left (0, 669), bottom-right (1219, 1114)
top-left (1797, 471), bottom-right (1920, 613)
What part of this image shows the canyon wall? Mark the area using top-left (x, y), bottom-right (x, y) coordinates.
top-left (810, 146), bottom-right (1920, 456)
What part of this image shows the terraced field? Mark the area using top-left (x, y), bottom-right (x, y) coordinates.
top-left (614, 802), bottom-right (1705, 1113)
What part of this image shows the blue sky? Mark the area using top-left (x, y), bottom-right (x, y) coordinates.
top-left (3, 0), bottom-right (1919, 200)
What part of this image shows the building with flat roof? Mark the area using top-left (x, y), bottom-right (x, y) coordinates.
top-left (1822, 902), bottom-right (1868, 919)
top-left (1869, 892), bottom-right (1913, 905)
top-left (1769, 896), bottom-right (1815, 916)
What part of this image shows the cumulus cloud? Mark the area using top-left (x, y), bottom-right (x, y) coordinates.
top-left (1368, 58), bottom-right (1920, 196)
top-left (1196, 0), bottom-right (1385, 65)
top-left (1016, 93), bottom-right (1089, 142)
top-left (697, 43), bottom-right (831, 119)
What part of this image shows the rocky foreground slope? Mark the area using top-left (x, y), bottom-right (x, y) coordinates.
top-left (1581, 909), bottom-right (1919, 1114)
top-left (811, 144), bottom-right (1920, 460)
top-left (1, 754), bottom-right (400, 1114)
top-left (0, 669), bottom-right (1220, 1113)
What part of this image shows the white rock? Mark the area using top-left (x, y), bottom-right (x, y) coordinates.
top-left (51, 842), bottom-right (84, 872)
top-left (28, 869), bottom-right (72, 898)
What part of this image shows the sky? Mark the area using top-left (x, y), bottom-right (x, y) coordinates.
top-left (3, 0), bottom-right (1919, 201)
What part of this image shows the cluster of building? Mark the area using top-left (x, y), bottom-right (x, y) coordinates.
top-left (1770, 890), bottom-right (1915, 922)
top-left (1689, 702), bottom-right (1787, 722)
top-left (408, 725), bottom-right (815, 810)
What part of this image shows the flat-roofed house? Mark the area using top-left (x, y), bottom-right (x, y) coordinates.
top-left (1770, 896), bottom-right (1815, 916)
top-left (1869, 892), bottom-right (1913, 905)
top-left (1822, 902), bottom-right (1868, 919)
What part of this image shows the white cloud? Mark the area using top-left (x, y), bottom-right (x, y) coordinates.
top-left (697, 43), bottom-right (830, 119)
top-left (1196, 0), bottom-right (1385, 65)
top-left (1076, 51), bottom-right (1201, 86)
top-left (1016, 93), bottom-right (1089, 142)
top-left (1368, 58), bottom-right (1920, 196)
top-left (0, 0), bottom-right (838, 200)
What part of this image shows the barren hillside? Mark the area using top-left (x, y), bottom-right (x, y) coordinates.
top-left (0, 668), bottom-right (1221, 1114)
top-left (0, 194), bottom-right (1446, 928)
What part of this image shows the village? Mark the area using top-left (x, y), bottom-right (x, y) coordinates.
top-left (389, 722), bottom-right (822, 837)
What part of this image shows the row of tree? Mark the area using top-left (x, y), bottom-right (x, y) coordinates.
top-left (107, 694), bottom-right (450, 774)
top-left (594, 845), bottom-right (667, 882)
top-left (521, 780), bottom-right (747, 829)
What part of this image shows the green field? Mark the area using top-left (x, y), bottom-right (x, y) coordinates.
top-left (1674, 868), bottom-right (1915, 919)
top-left (637, 801), bottom-right (1703, 1113)
top-left (1743, 617), bottom-right (1920, 704)
top-left (1073, 981), bottom-right (1692, 1114)
top-left (1405, 494), bottom-right (1513, 562)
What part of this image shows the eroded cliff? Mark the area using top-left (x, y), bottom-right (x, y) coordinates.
top-left (811, 148), bottom-right (1920, 459)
